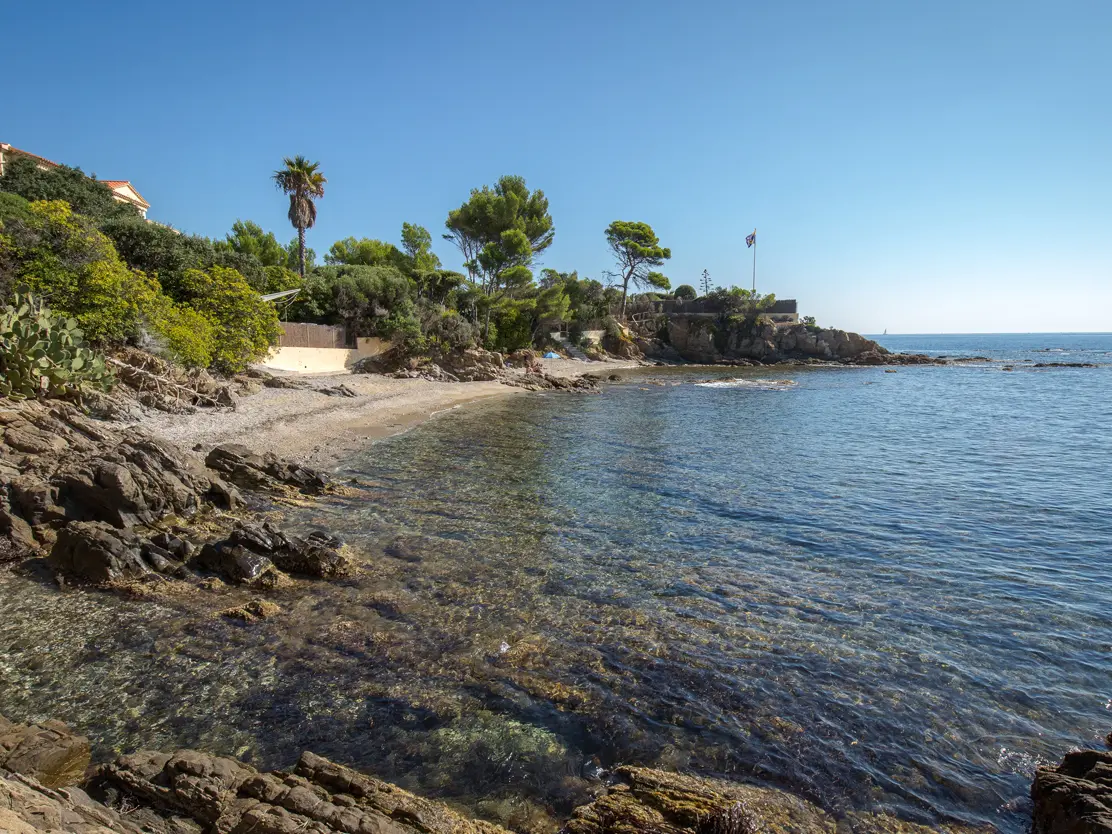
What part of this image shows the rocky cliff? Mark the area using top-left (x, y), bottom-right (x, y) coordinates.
top-left (650, 318), bottom-right (935, 366)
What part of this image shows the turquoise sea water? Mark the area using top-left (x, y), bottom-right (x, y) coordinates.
top-left (0, 333), bottom-right (1109, 832)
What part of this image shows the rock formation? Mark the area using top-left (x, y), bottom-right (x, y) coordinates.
top-left (0, 714), bottom-right (510, 834)
top-left (0, 401), bottom-right (352, 594)
top-left (1031, 749), bottom-right (1112, 834)
top-left (654, 319), bottom-right (937, 366)
top-left (0, 714), bottom-right (995, 834)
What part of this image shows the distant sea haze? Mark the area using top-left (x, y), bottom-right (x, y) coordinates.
top-left (1, 335), bottom-right (1109, 833)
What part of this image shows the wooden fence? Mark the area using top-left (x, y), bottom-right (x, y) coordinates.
top-left (277, 323), bottom-right (353, 349)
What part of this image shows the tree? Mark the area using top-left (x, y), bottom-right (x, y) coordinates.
top-left (215, 220), bottom-right (286, 266)
top-left (272, 156), bottom-right (325, 280)
top-left (443, 175), bottom-right (554, 341)
top-left (700, 268), bottom-right (712, 297)
top-left (285, 238), bottom-right (316, 271)
top-left (400, 222), bottom-right (441, 274)
top-left (324, 237), bottom-right (405, 269)
top-left (604, 220), bottom-right (671, 319)
top-left (673, 284), bottom-right (697, 301)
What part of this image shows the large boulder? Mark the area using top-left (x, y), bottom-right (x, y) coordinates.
top-left (1032, 750), bottom-right (1112, 834)
top-left (195, 522), bottom-right (354, 583)
top-left (48, 522), bottom-right (190, 584)
top-left (437, 349), bottom-right (505, 382)
top-left (567, 766), bottom-right (982, 834)
top-left (0, 715), bottom-right (91, 788)
top-left (205, 444), bottom-right (329, 495)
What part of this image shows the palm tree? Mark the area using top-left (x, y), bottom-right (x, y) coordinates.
top-left (272, 156), bottom-right (326, 280)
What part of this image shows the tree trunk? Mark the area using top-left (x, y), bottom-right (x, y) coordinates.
top-left (297, 226), bottom-right (307, 280)
top-left (619, 276), bottom-right (630, 321)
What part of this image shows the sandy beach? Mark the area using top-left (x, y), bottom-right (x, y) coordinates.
top-left (137, 357), bottom-right (643, 468)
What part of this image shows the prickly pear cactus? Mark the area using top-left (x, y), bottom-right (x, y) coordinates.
top-left (0, 292), bottom-right (115, 401)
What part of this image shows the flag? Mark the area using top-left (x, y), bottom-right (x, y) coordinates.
top-left (746, 231), bottom-right (756, 248)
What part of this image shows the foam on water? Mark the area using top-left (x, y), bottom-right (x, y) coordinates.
top-left (696, 378), bottom-right (798, 389)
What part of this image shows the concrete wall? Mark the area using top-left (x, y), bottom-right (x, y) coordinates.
top-left (550, 330), bottom-right (605, 345)
top-left (263, 337), bottom-right (394, 373)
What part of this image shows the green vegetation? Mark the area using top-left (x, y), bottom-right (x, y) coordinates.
top-left (444, 175), bottom-right (555, 341)
top-left (273, 156), bottom-right (326, 280)
top-left (0, 292), bottom-right (114, 400)
top-left (0, 200), bottom-right (157, 343)
top-left (604, 220), bottom-right (671, 319)
top-left (0, 157), bottom-right (139, 222)
top-left (0, 162), bottom-right (281, 376)
top-left (1, 147), bottom-right (790, 388)
top-left (172, 266), bottom-right (279, 373)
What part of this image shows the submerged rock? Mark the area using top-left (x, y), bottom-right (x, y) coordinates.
top-left (87, 748), bottom-right (510, 834)
top-left (219, 597), bottom-right (282, 622)
top-left (1032, 750), bottom-right (1112, 834)
top-left (567, 766), bottom-right (984, 834)
top-left (0, 715), bottom-right (91, 789)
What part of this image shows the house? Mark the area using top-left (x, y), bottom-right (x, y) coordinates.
top-left (767, 299), bottom-right (798, 324)
top-left (0, 143), bottom-right (60, 174)
top-left (96, 180), bottom-right (150, 218)
top-left (0, 142), bottom-right (151, 218)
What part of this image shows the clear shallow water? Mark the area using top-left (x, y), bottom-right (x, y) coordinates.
top-left (1, 334), bottom-right (1111, 833)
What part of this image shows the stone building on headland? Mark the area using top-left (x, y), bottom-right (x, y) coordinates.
top-left (646, 296), bottom-right (800, 324)
top-left (0, 142), bottom-right (151, 218)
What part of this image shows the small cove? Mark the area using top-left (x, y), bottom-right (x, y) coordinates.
top-left (1, 333), bottom-right (1110, 833)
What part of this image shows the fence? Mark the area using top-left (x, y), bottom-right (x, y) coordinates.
top-left (278, 323), bottom-right (353, 349)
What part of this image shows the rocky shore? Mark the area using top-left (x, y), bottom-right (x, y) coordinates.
top-left (10, 712), bottom-right (1090, 834)
top-left (638, 320), bottom-right (941, 366)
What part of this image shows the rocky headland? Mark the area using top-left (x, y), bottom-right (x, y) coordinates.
top-left (636, 320), bottom-right (940, 367)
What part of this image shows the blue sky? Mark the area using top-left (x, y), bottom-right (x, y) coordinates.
top-left (5, 0), bottom-right (1109, 333)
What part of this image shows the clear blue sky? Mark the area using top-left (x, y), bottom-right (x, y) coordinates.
top-left (5, 0), bottom-right (1110, 333)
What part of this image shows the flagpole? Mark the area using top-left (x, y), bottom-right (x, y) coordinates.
top-left (751, 228), bottom-right (757, 293)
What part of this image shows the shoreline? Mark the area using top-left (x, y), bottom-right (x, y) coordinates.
top-left (135, 357), bottom-right (643, 468)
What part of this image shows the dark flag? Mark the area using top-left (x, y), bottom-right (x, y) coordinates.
top-left (746, 231), bottom-right (756, 248)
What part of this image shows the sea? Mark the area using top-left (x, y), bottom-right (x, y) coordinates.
top-left (0, 332), bottom-right (1109, 833)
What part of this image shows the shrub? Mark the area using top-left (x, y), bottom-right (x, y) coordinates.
top-left (146, 299), bottom-right (216, 368)
top-left (291, 264), bottom-right (413, 335)
top-left (567, 321), bottom-right (585, 347)
top-left (174, 266), bottom-right (279, 373)
top-left (0, 292), bottom-right (114, 400)
top-left (0, 200), bottom-right (157, 343)
top-left (100, 216), bottom-right (271, 296)
top-left (0, 158), bottom-right (139, 222)
top-left (423, 308), bottom-right (476, 353)
top-left (673, 284), bottom-right (697, 300)
top-left (0, 193), bottom-right (33, 228)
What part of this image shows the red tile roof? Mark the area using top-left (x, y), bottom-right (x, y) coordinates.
top-left (0, 143), bottom-right (61, 169)
top-left (98, 180), bottom-right (150, 208)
